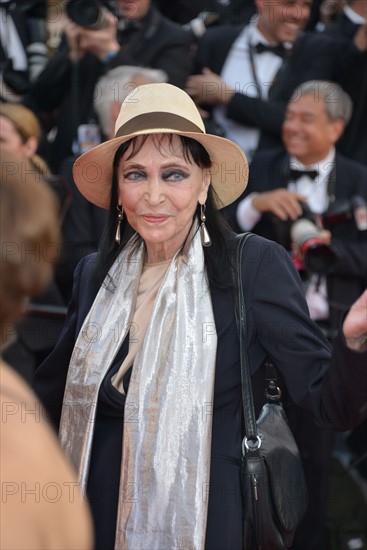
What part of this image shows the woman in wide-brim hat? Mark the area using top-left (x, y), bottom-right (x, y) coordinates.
top-left (34, 83), bottom-right (367, 550)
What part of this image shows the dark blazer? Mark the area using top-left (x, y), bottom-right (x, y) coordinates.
top-left (34, 235), bottom-right (367, 549)
top-left (53, 155), bottom-right (108, 303)
top-left (24, 5), bottom-right (192, 172)
top-left (194, 26), bottom-right (349, 151)
top-left (324, 14), bottom-right (367, 166)
top-left (225, 148), bottom-right (367, 329)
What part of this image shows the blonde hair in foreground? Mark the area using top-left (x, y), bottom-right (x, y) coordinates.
top-left (0, 151), bottom-right (60, 341)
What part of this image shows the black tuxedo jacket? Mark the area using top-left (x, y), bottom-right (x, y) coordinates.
top-left (324, 14), bottom-right (367, 166)
top-left (326, 12), bottom-right (361, 40)
top-left (194, 26), bottom-right (349, 151)
top-left (225, 148), bottom-right (367, 328)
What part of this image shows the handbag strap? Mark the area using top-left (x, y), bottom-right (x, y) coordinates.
top-left (232, 233), bottom-right (282, 452)
top-left (232, 233), bottom-right (259, 445)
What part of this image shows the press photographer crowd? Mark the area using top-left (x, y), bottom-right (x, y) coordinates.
top-left (1, 1), bottom-right (367, 549)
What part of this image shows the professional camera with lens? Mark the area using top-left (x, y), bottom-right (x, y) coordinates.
top-left (290, 205), bottom-right (339, 275)
top-left (66, 0), bottom-right (117, 30)
top-left (268, 205), bottom-right (333, 274)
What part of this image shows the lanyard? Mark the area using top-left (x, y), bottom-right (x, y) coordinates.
top-left (247, 42), bottom-right (263, 99)
top-left (247, 37), bottom-right (291, 100)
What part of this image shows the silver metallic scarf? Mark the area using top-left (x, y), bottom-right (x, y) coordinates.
top-left (59, 227), bottom-right (217, 549)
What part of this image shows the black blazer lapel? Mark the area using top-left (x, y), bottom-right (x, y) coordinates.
top-left (196, 24), bottom-right (244, 74)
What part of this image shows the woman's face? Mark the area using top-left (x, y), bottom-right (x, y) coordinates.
top-left (117, 134), bottom-right (210, 263)
top-left (0, 116), bottom-right (34, 160)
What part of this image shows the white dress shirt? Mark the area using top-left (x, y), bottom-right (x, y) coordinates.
top-left (0, 1), bottom-right (27, 71)
top-left (237, 148), bottom-right (336, 229)
top-left (214, 18), bottom-right (286, 161)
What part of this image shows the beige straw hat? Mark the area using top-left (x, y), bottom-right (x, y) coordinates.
top-left (73, 83), bottom-right (248, 209)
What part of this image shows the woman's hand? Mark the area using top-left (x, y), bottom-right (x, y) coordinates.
top-left (342, 289), bottom-right (367, 352)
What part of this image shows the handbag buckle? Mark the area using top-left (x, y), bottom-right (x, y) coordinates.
top-left (243, 435), bottom-right (262, 453)
top-left (265, 384), bottom-right (282, 401)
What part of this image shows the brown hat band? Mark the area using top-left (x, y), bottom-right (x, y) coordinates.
top-left (115, 112), bottom-right (204, 138)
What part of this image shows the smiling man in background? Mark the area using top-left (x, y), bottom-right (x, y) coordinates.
top-left (186, 0), bottom-right (353, 161)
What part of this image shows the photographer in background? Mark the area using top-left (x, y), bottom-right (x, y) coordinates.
top-left (232, 80), bottom-right (367, 338)
top-left (0, 0), bottom-right (48, 102)
top-left (225, 80), bottom-right (367, 549)
top-left (0, 102), bottom-right (67, 381)
top-left (24, 0), bottom-right (192, 173)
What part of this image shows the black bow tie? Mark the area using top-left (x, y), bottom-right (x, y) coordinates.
top-left (289, 168), bottom-right (319, 182)
top-left (118, 18), bottom-right (143, 36)
top-left (254, 42), bottom-right (288, 58)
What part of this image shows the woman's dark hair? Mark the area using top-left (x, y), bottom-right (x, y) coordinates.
top-left (96, 134), bottom-right (233, 288)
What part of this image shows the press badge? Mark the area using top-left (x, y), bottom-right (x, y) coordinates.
top-left (77, 124), bottom-right (101, 154)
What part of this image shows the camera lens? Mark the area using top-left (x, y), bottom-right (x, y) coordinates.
top-left (303, 243), bottom-right (338, 274)
top-left (67, 0), bottom-right (108, 30)
top-left (291, 218), bottom-right (338, 274)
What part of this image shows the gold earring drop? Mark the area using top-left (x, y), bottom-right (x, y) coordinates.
top-left (115, 205), bottom-right (124, 245)
top-left (200, 204), bottom-right (211, 247)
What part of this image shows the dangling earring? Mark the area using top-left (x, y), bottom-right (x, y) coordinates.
top-left (200, 203), bottom-right (211, 247)
top-left (115, 205), bottom-right (124, 245)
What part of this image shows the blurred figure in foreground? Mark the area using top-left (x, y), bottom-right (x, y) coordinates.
top-left (0, 102), bottom-right (67, 380)
top-left (0, 151), bottom-right (93, 549)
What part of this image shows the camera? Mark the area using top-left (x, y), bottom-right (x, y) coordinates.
top-left (290, 209), bottom-right (338, 275)
top-left (66, 0), bottom-right (116, 30)
top-left (268, 203), bottom-right (337, 274)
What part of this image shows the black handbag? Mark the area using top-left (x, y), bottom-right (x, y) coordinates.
top-left (233, 233), bottom-right (308, 550)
